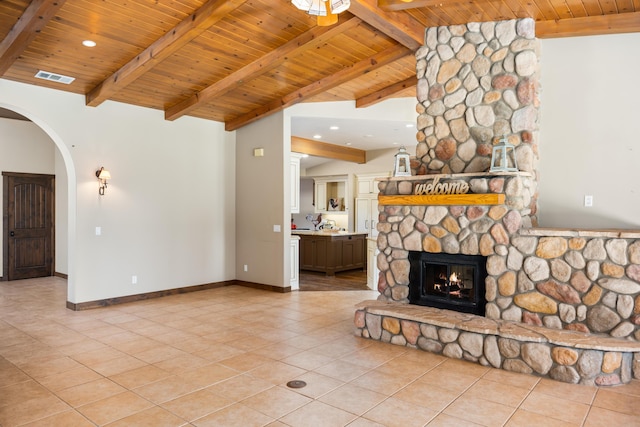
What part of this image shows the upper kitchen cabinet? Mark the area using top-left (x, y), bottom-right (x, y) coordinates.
top-left (356, 173), bottom-right (384, 196)
top-left (314, 175), bottom-right (348, 214)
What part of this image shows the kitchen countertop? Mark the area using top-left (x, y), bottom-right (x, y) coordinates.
top-left (292, 230), bottom-right (367, 237)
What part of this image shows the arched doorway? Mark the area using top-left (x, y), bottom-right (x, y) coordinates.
top-left (0, 103), bottom-right (77, 304)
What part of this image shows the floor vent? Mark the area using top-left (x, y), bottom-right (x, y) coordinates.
top-left (34, 70), bottom-right (75, 85)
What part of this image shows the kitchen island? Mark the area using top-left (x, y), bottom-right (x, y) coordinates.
top-left (292, 230), bottom-right (367, 276)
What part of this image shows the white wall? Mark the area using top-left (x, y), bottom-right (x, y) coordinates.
top-left (55, 148), bottom-right (68, 275)
top-left (0, 118), bottom-right (59, 276)
top-left (0, 79), bottom-right (236, 303)
top-left (235, 111), bottom-right (289, 288)
top-left (538, 33), bottom-right (640, 229)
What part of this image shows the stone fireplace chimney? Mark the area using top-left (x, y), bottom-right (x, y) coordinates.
top-left (375, 19), bottom-right (541, 312)
top-left (414, 19), bottom-right (540, 182)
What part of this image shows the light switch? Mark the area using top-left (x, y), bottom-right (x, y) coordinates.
top-left (95, 226), bottom-right (102, 236)
top-left (273, 224), bottom-right (281, 232)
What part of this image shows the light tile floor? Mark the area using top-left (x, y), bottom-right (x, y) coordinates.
top-left (1, 277), bottom-right (639, 426)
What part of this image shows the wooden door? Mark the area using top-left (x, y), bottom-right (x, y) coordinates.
top-left (3, 172), bottom-right (55, 280)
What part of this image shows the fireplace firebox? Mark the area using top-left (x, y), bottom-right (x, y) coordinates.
top-left (408, 252), bottom-right (487, 315)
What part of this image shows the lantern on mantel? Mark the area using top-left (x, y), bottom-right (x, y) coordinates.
top-left (393, 146), bottom-right (411, 177)
top-left (490, 136), bottom-right (519, 172)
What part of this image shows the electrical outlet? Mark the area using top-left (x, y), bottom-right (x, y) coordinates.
top-left (243, 264), bottom-right (248, 272)
top-left (131, 275), bottom-right (137, 284)
top-left (584, 195), bottom-right (593, 207)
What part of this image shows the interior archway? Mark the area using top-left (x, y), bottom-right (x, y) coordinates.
top-left (0, 103), bottom-right (77, 304)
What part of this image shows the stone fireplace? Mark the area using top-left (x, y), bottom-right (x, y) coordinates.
top-left (354, 18), bottom-right (640, 386)
top-left (408, 251), bottom-right (487, 315)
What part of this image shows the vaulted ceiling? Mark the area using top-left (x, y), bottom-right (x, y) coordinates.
top-left (1, 0), bottom-right (638, 132)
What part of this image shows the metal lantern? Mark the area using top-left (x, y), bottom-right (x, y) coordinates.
top-left (490, 136), bottom-right (518, 172)
top-left (393, 146), bottom-right (411, 177)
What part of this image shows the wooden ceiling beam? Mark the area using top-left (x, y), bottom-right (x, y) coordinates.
top-left (536, 12), bottom-right (640, 38)
top-left (349, 0), bottom-right (424, 50)
top-left (356, 76), bottom-right (417, 108)
top-left (292, 137), bottom-right (367, 164)
top-left (225, 45), bottom-right (411, 131)
top-left (378, 0), bottom-right (454, 11)
top-left (86, 0), bottom-right (248, 107)
top-left (0, 0), bottom-right (67, 76)
top-left (165, 16), bottom-right (364, 121)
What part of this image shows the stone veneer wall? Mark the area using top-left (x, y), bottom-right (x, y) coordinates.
top-left (377, 172), bottom-right (534, 302)
top-left (377, 173), bottom-right (640, 341)
top-left (413, 19), bottom-right (540, 189)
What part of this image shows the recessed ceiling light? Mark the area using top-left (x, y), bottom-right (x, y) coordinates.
top-left (406, 123), bottom-right (414, 128)
top-left (364, 134), bottom-right (373, 138)
top-left (329, 126), bottom-right (339, 130)
top-left (302, 154), bottom-right (309, 158)
top-left (313, 134), bottom-right (322, 139)
top-left (346, 142), bottom-right (352, 146)
top-left (82, 40), bottom-right (96, 47)
top-left (393, 142), bottom-right (399, 145)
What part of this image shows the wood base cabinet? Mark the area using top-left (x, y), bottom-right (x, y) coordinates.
top-left (298, 233), bottom-right (366, 276)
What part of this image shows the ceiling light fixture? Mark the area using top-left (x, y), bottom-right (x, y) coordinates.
top-left (82, 40), bottom-right (96, 47)
top-left (313, 134), bottom-right (322, 139)
top-left (291, 1), bottom-right (350, 26)
top-left (330, 126), bottom-right (339, 130)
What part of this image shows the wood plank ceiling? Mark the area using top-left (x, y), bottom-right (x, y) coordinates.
top-left (0, 0), bottom-right (638, 131)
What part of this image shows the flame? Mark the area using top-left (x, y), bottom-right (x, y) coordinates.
top-left (449, 272), bottom-right (458, 282)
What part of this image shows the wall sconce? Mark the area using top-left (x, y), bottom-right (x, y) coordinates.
top-left (95, 167), bottom-right (111, 195)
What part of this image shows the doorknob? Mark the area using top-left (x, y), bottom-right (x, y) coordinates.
top-left (10, 231), bottom-right (15, 237)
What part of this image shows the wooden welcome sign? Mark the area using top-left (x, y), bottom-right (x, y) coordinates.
top-left (378, 177), bottom-right (505, 206)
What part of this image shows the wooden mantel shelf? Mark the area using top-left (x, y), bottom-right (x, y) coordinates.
top-left (375, 171), bottom-right (533, 182)
top-left (378, 193), bottom-right (505, 206)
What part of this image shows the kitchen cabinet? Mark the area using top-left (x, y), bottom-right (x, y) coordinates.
top-left (295, 231), bottom-right (366, 276)
top-left (290, 153), bottom-right (303, 214)
top-left (356, 198), bottom-right (379, 238)
top-left (290, 236), bottom-right (300, 290)
top-left (313, 175), bottom-right (348, 214)
top-left (356, 173), bottom-right (383, 195)
top-left (355, 173), bottom-right (387, 238)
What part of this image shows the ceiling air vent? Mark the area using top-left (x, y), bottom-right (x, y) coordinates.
top-left (34, 70), bottom-right (75, 85)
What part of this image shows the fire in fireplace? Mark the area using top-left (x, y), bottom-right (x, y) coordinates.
top-left (408, 252), bottom-right (487, 315)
